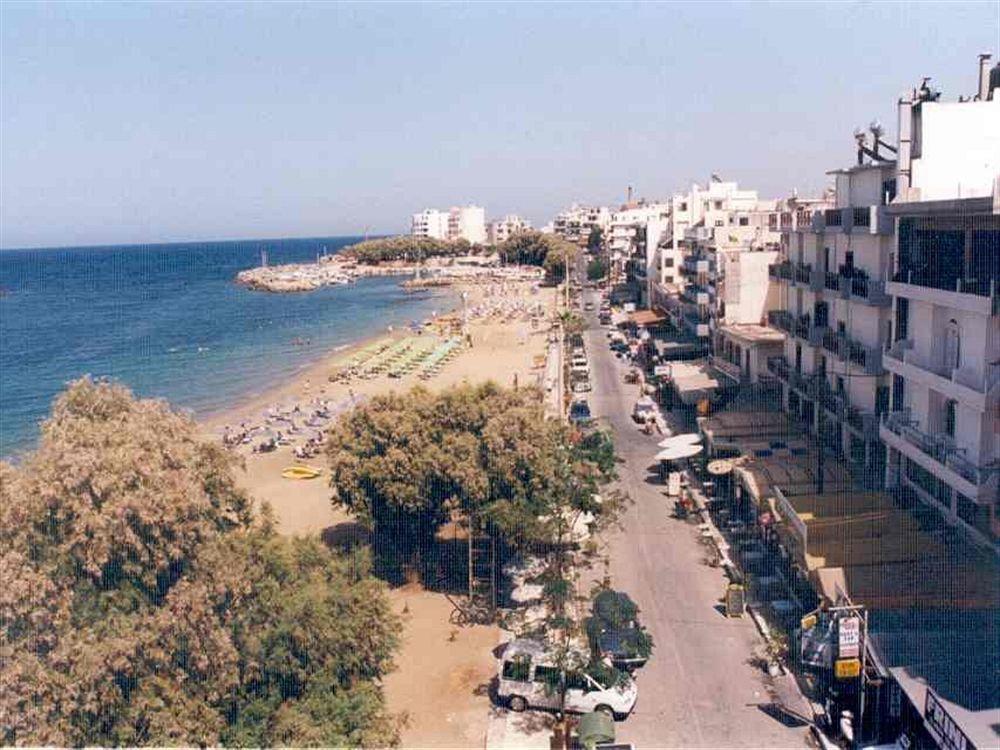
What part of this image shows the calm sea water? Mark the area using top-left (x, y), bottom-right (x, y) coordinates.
top-left (0, 237), bottom-right (455, 457)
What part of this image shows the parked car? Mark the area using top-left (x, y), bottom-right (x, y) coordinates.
top-left (569, 400), bottom-right (592, 424)
top-left (497, 638), bottom-right (638, 721)
top-left (586, 590), bottom-right (653, 673)
top-left (572, 378), bottom-right (591, 394)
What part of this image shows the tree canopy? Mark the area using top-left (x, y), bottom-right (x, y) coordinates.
top-left (1, 379), bottom-right (400, 747)
top-left (339, 236), bottom-right (477, 264)
top-left (495, 231), bottom-right (579, 279)
top-left (325, 383), bottom-right (618, 583)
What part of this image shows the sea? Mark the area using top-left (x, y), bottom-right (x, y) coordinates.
top-left (0, 237), bottom-right (456, 457)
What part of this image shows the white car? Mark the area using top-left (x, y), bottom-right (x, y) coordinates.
top-left (497, 639), bottom-right (637, 721)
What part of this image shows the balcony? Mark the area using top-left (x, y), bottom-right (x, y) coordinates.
top-left (844, 405), bottom-right (879, 440)
top-left (844, 336), bottom-right (883, 375)
top-left (888, 269), bottom-right (998, 317)
top-left (884, 339), bottom-right (999, 411)
top-left (768, 310), bottom-right (794, 334)
top-left (768, 261), bottom-right (794, 283)
top-left (793, 314), bottom-right (811, 341)
top-left (712, 355), bottom-right (745, 384)
top-left (824, 271), bottom-right (840, 292)
top-left (794, 263), bottom-right (812, 285)
top-left (767, 356), bottom-right (790, 382)
top-left (822, 328), bottom-right (843, 357)
top-left (880, 411), bottom-right (995, 499)
top-left (840, 273), bottom-right (891, 307)
top-left (823, 208), bottom-right (844, 228)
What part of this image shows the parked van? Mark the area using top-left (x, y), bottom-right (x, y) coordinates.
top-left (497, 639), bottom-right (637, 720)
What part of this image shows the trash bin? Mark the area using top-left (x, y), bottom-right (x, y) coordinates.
top-left (577, 710), bottom-right (615, 750)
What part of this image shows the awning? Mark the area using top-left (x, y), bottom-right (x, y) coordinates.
top-left (658, 433), bottom-right (701, 448)
top-left (655, 443), bottom-right (703, 462)
top-left (629, 310), bottom-right (667, 326)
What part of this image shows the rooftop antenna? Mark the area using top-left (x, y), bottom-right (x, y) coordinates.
top-left (869, 120), bottom-right (883, 159)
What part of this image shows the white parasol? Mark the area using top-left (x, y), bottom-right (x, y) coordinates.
top-left (654, 443), bottom-right (704, 462)
top-left (657, 433), bottom-right (701, 448)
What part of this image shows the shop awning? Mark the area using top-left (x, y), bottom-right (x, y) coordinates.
top-left (657, 433), bottom-right (701, 448)
top-left (629, 309), bottom-right (667, 326)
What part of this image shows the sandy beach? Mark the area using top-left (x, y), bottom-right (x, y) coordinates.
top-left (198, 278), bottom-right (557, 747)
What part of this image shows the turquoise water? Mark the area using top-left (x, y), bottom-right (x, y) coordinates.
top-left (0, 237), bottom-right (454, 457)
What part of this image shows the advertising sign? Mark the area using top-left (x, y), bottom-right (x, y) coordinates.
top-left (654, 365), bottom-right (672, 377)
top-left (925, 689), bottom-right (976, 750)
top-left (838, 615), bottom-right (861, 658)
top-left (834, 658), bottom-right (861, 679)
top-left (724, 583), bottom-right (746, 618)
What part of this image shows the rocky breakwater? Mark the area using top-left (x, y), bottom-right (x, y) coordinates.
top-left (235, 262), bottom-right (358, 292)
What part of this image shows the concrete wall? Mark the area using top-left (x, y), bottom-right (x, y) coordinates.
top-left (911, 99), bottom-right (1000, 200)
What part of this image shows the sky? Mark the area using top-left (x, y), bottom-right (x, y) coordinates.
top-left (1, 1), bottom-right (998, 249)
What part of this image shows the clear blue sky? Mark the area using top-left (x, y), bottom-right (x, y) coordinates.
top-left (2, 1), bottom-right (997, 248)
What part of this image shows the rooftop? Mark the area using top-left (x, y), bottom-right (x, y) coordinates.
top-left (718, 323), bottom-right (786, 345)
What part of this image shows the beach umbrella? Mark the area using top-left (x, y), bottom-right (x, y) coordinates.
top-left (657, 433), bottom-right (701, 448)
top-left (654, 443), bottom-right (703, 462)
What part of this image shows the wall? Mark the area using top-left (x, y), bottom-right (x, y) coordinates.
top-left (910, 99), bottom-right (1000, 200)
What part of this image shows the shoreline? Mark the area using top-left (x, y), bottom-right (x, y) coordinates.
top-left (200, 278), bottom-right (557, 538)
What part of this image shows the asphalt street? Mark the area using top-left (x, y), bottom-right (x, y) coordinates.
top-left (579, 286), bottom-right (810, 748)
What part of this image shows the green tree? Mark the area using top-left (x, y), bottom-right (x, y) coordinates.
top-left (586, 226), bottom-right (603, 253)
top-left (326, 384), bottom-right (621, 584)
top-left (586, 257), bottom-right (608, 281)
top-left (1, 379), bottom-right (401, 747)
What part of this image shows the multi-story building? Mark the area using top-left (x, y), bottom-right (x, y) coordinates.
top-left (447, 205), bottom-right (487, 244)
top-left (767, 155), bottom-right (896, 481)
top-left (608, 202), bottom-right (671, 306)
top-left (880, 64), bottom-right (1000, 548)
top-left (486, 214), bottom-right (531, 244)
top-left (672, 182), bottom-right (781, 342)
top-left (552, 204), bottom-right (612, 246)
top-left (410, 208), bottom-right (449, 240)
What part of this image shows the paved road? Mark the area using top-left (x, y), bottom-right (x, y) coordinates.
top-left (580, 288), bottom-right (809, 748)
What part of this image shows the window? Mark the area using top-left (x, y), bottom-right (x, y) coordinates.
top-left (836, 376), bottom-right (845, 394)
top-left (739, 216), bottom-right (749, 226)
top-left (533, 665), bottom-right (561, 688)
top-left (714, 200), bottom-right (723, 209)
top-left (945, 320), bottom-right (961, 371)
top-left (664, 257), bottom-right (674, 267)
top-left (680, 202), bottom-right (688, 211)
top-left (565, 672), bottom-right (591, 692)
top-left (944, 399), bottom-right (956, 438)
top-left (502, 658), bottom-right (530, 682)
top-left (714, 219), bottom-right (724, 227)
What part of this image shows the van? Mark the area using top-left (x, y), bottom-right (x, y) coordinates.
top-left (497, 639), bottom-right (637, 720)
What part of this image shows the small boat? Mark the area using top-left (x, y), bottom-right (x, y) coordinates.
top-left (281, 465), bottom-right (323, 480)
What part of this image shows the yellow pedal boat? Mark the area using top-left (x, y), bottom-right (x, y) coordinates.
top-left (281, 465), bottom-right (323, 480)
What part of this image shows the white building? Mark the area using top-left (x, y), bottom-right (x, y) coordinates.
top-left (667, 181), bottom-right (781, 341)
top-left (448, 205), bottom-right (487, 244)
top-left (880, 62), bottom-right (1000, 548)
top-left (487, 214), bottom-right (531, 244)
top-left (767, 160), bottom-right (895, 481)
top-left (410, 205), bottom-right (487, 244)
top-left (609, 201), bottom-right (671, 306)
top-left (410, 209), bottom-right (449, 240)
top-left (552, 204), bottom-right (612, 246)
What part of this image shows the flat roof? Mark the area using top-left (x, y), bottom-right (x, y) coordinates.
top-left (699, 410), bottom-right (800, 442)
top-left (884, 195), bottom-right (994, 216)
top-left (718, 323), bottom-right (786, 345)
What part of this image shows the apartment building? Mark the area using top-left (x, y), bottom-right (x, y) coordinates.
top-left (552, 204), bottom-right (612, 246)
top-left (447, 205), bottom-right (487, 244)
top-left (767, 153), bottom-right (898, 482)
top-left (608, 202), bottom-right (671, 306)
top-left (410, 208), bottom-right (449, 240)
top-left (880, 62), bottom-right (1000, 547)
top-left (671, 182), bottom-right (781, 341)
top-left (486, 214), bottom-right (531, 244)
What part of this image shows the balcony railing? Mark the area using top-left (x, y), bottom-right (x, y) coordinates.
top-left (882, 411), bottom-right (989, 486)
top-left (824, 271), bottom-right (840, 292)
top-left (769, 261), bottom-right (794, 282)
top-left (838, 272), bottom-right (890, 306)
top-left (822, 328), bottom-right (843, 356)
top-left (768, 310), bottom-right (794, 334)
top-left (824, 208), bottom-right (843, 227)
top-left (794, 263), bottom-right (812, 285)
top-left (794, 314), bottom-right (811, 340)
top-left (891, 269), bottom-right (998, 300)
top-left (767, 356), bottom-right (790, 381)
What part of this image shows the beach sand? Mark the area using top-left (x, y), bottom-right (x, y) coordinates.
top-left (199, 279), bottom-right (557, 746)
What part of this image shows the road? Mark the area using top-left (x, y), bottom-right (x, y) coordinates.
top-left (579, 286), bottom-right (809, 748)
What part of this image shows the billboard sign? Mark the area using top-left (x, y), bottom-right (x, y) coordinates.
top-left (838, 616), bottom-right (860, 659)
